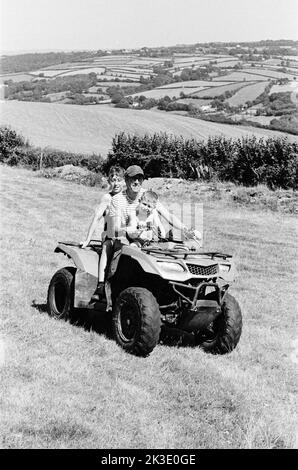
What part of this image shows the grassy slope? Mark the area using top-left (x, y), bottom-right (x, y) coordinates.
top-left (0, 165), bottom-right (297, 449)
top-left (227, 82), bottom-right (270, 107)
top-left (1, 101), bottom-right (297, 156)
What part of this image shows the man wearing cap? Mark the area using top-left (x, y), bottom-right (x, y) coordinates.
top-left (108, 164), bottom-right (200, 244)
top-left (107, 165), bottom-right (146, 240)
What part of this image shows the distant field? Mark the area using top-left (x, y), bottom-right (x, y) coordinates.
top-left (92, 57), bottom-right (136, 66)
top-left (108, 67), bottom-right (153, 74)
top-left (108, 72), bottom-right (148, 80)
top-left (159, 80), bottom-right (231, 89)
top-left (284, 67), bottom-right (298, 74)
top-left (172, 55), bottom-right (235, 65)
top-left (232, 114), bottom-right (274, 125)
top-left (95, 81), bottom-right (141, 88)
top-left (269, 81), bottom-right (298, 95)
top-left (0, 73), bottom-right (34, 82)
top-left (244, 68), bottom-right (298, 80)
top-left (45, 92), bottom-right (68, 102)
top-left (98, 75), bottom-right (140, 82)
top-left (129, 58), bottom-right (164, 66)
top-left (262, 59), bottom-right (282, 66)
top-left (214, 72), bottom-right (267, 82)
top-left (211, 57), bottom-right (239, 63)
top-left (212, 60), bottom-right (242, 67)
top-left (58, 67), bottom-right (106, 77)
top-left (130, 88), bottom-right (205, 99)
top-left (190, 82), bottom-right (249, 98)
top-left (176, 98), bottom-right (213, 107)
top-left (29, 70), bottom-right (70, 77)
top-left (173, 56), bottom-right (208, 64)
top-left (42, 62), bottom-right (97, 70)
top-left (227, 82), bottom-right (270, 106)
top-left (254, 65), bottom-right (298, 76)
top-left (1, 101), bottom-right (297, 156)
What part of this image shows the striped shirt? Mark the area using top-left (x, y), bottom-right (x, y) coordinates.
top-left (106, 188), bottom-right (145, 238)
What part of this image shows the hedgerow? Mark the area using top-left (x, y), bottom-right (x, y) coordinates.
top-left (103, 132), bottom-right (298, 189)
top-left (0, 126), bottom-right (104, 172)
top-left (1, 126), bottom-right (297, 189)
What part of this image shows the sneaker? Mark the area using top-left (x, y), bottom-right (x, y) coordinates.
top-left (91, 282), bottom-right (105, 301)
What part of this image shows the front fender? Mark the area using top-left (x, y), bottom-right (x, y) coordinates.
top-left (218, 263), bottom-right (237, 283)
top-left (55, 243), bottom-right (99, 277)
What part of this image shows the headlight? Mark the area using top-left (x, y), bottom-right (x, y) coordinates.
top-left (157, 262), bottom-right (185, 272)
top-left (219, 264), bottom-right (230, 272)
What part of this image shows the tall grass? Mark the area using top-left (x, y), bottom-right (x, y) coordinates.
top-left (0, 165), bottom-right (297, 449)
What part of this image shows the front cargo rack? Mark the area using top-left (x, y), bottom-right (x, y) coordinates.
top-left (142, 245), bottom-right (232, 261)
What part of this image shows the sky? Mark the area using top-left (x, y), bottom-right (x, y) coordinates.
top-left (0, 0), bottom-right (297, 54)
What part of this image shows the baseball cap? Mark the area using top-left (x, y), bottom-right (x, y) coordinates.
top-left (124, 165), bottom-right (144, 178)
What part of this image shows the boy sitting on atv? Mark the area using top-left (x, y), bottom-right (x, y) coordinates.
top-left (126, 190), bottom-right (166, 247)
top-left (80, 165), bottom-right (125, 298)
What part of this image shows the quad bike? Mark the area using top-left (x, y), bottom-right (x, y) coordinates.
top-left (47, 237), bottom-right (242, 357)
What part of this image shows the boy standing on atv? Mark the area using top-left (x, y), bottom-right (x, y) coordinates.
top-left (126, 190), bottom-right (166, 247)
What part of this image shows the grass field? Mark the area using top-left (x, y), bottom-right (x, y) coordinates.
top-left (212, 60), bottom-right (242, 68)
top-left (58, 67), bottom-right (106, 77)
top-left (159, 80), bottom-right (231, 89)
top-left (0, 73), bottom-right (34, 83)
top-left (29, 70), bottom-right (71, 77)
top-left (232, 114), bottom-right (274, 125)
top-left (269, 81), bottom-right (298, 95)
top-left (214, 72), bottom-right (267, 82)
top-left (92, 82), bottom-right (142, 89)
top-left (130, 88), bottom-right (205, 99)
top-left (98, 75), bottom-right (140, 82)
top-left (176, 98), bottom-right (213, 108)
top-left (2, 101), bottom-right (296, 156)
top-left (243, 68), bottom-right (298, 80)
top-left (190, 82), bottom-right (249, 98)
top-left (227, 82), bottom-right (270, 106)
top-left (0, 165), bottom-right (297, 449)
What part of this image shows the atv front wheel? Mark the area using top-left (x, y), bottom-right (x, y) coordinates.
top-left (113, 287), bottom-right (161, 357)
top-left (47, 267), bottom-right (76, 320)
top-left (199, 293), bottom-right (242, 354)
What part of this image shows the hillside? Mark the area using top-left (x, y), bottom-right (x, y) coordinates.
top-left (1, 45), bottom-right (297, 134)
top-left (0, 165), bottom-right (297, 449)
top-left (1, 101), bottom-right (297, 156)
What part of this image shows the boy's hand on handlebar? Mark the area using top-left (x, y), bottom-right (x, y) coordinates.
top-left (184, 227), bottom-right (202, 240)
top-left (127, 229), bottom-right (142, 238)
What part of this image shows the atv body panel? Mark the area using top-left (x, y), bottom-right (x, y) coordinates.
top-left (55, 242), bottom-right (99, 307)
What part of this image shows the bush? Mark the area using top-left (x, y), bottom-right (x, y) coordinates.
top-left (1, 126), bottom-right (297, 190)
top-left (103, 132), bottom-right (298, 189)
top-left (269, 115), bottom-right (298, 135)
top-left (0, 126), bottom-right (28, 162)
top-left (0, 125), bottom-right (104, 172)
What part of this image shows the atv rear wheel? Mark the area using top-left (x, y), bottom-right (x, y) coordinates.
top-left (113, 287), bottom-right (161, 357)
top-left (198, 293), bottom-right (242, 354)
top-left (47, 267), bottom-right (76, 320)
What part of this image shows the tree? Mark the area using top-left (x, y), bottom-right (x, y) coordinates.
top-left (115, 98), bottom-right (130, 108)
top-left (110, 90), bottom-right (125, 104)
top-left (88, 72), bottom-right (97, 86)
